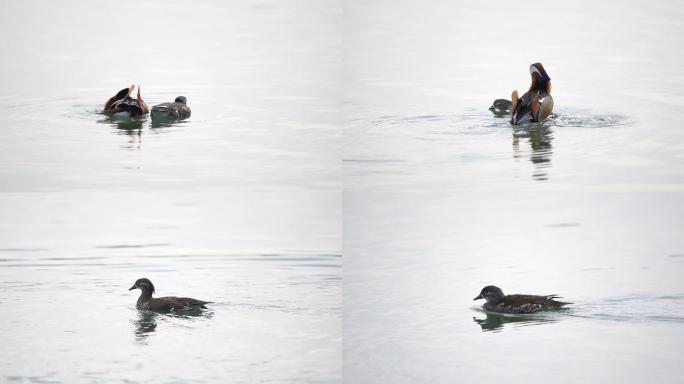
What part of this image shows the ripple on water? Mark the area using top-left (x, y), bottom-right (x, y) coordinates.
top-left (549, 109), bottom-right (633, 129)
top-left (362, 108), bottom-right (633, 158)
top-left (349, 108), bottom-right (633, 184)
top-left (371, 110), bottom-right (511, 135)
top-left (371, 108), bottom-right (631, 131)
top-left (94, 243), bottom-right (172, 249)
top-left (571, 294), bottom-right (684, 324)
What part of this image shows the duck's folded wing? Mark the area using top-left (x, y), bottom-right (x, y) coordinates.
top-left (546, 294), bottom-right (571, 306)
top-left (511, 104), bottom-right (533, 124)
top-left (151, 104), bottom-right (176, 117)
top-left (152, 103), bottom-right (171, 112)
top-left (145, 297), bottom-right (182, 311)
top-left (503, 294), bottom-right (549, 306)
top-left (104, 88), bottom-right (130, 110)
top-left (174, 297), bottom-right (212, 309)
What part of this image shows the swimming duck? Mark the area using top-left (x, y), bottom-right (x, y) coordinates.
top-left (509, 63), bottom-right (554, 125)
top-left (104, 84), bottom-right (149, 117)
top-left (150, 96), bottom-right (191, 121)
top-left (473, 285), bottom-right (570, 314)
top-left (489, 98), bottom-right (513, 114)
top-left (129, 278), bottom-right (211, 311)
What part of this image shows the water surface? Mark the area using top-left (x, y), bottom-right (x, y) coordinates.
top-left (0, 1), bottom-right (341, 383)
top-left (343, 0), bottom-right (684, 382)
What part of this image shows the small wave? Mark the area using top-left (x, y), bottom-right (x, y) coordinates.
top-left (0, 248), bottom-right (46, 252)
top-left (94, 243), bottom-right (172, 249)
top-left (545, 222), bottom-right (581, 228)
top-left (549, 109), bottom-right (633, 128)
top-left (602, 294), bottom-right (684, 303)
top-left (370, 108), bottom-right (632, 138)
top-left (570, 294), bottom-right (684, 324)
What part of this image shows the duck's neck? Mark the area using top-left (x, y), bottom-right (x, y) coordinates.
top-left (137, 288), bottom-right (154, 305)
top-left (530, 78), bottom-right (551, 94)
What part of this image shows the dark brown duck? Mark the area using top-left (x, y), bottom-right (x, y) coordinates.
top-left (150, 96), bottom-right (191, 121)
top-left (129, 278), bottom-right (211, 311)
top-left (473, 285), bottom-right (570, 314)
top-left (490, 63), bottom-right (554, 125)
top-left (103, 84), bottom-right (149, 117)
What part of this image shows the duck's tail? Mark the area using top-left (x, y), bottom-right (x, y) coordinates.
top-left (547, 295), bottom-right (572, 308)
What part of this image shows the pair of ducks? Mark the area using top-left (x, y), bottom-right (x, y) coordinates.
top-left (480, 64), bottom-right (565, 313)
top-left (103, 84), bottom-right (191, 121)
top-left (477, 64), bottom-right (565, 314)
top-left (125, 64), bottom-right (558, 315)
top-left (106, 64), bottom-right (550, 125)
top-left (128, 278), bottom-right (570, 315)
top-left (491, 62), bottom-right (554, 125)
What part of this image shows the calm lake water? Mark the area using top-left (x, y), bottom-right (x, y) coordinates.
top-left (0, 1), bottom-right (340, 383)
top-left (2, 0), bottom-right (684, 383)
top-left (344, 0), bottom-right (684, 383)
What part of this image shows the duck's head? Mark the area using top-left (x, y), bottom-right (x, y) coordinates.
top-left (129, 278), bottom-right (155, 294)
top-left (529, 63), bottom-right (551, 91)
top-left (474, 285), bottom-right (505, 304)
top-left (174, 96), bottom-right (187, 104)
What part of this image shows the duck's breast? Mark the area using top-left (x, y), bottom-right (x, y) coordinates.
top-left (536, 94), bottom-right (554, 121)
top-left (178, 105), bottom-right (191, 119)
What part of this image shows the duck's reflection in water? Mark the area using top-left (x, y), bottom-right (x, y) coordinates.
top-left (473, 311), bottom-right (557, 332)
top-left (133, 310), bottom-right (158, 343)
top-left (99, 116), bottom-right (145, 133)
top-left (512, 124), bottom-right (553, 181)
top-left (150, 117), bottom-right (178, 129)
top-left (133, 309), bottom-right (214, 343)
top-left (98, 115), bottom-right (145, 150)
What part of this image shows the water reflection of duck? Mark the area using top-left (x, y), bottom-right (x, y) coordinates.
top-left (103, 84), bottom-right (149, 117)
top-left (129, 278), bottom-right (212, 311)
top-left (512, 124), bottom-right (553, 181)
top-left (109, 118), bottom-right (143, 132)
top-left (490, 63), bottom-right (554, 125)
top-left (151, 96), bottom-right (191, 121)
top-left (133, 310), bottom-right (158, 340)
top-left (474, 285), bottom-right (570, 314)
top-left (473, 311), bottom-right (555, 332)
top-left (132, 302), bottom-right (214, 342)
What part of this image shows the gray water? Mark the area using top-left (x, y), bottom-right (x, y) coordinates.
top-left (343, 0), bottom-right (684, 383)
top-left (2, 0), bottom-right (684, 383)
top-left (0, 1), bottom-right (340, 383)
